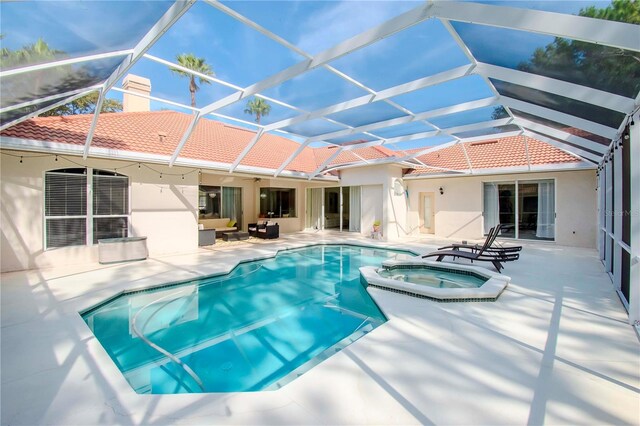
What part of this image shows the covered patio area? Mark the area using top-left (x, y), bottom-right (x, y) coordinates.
top-left (1, 233), bottom-right (637, 425)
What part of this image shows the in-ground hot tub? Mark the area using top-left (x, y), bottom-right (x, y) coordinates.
top-left (360, 259), bottom-right (510, 302)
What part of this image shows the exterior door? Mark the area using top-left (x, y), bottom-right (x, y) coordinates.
top-left (419, 192), bottom-right (435, 234)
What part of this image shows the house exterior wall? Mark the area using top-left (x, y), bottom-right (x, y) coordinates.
top-left (1, 150), bottom-right (198, 272)
top-left (406, 169), bottom-right (597, 248)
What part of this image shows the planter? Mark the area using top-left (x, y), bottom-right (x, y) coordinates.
top-left (98, 237), bottom-right (148, 264)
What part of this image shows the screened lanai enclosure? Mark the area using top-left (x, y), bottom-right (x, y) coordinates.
top-left (0, 1), bottom-right (638, 320)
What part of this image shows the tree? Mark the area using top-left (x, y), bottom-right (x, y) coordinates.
top-left (170, 53), bottom-right (214, 109)
top-left (244, 97), bottom-right (271, 124)
top-left (517, 0), bottom-right (640, 98)
top-left (0, 37), bottom-right (63, 69)
top-left (39, 92), bottom-right (122, 117)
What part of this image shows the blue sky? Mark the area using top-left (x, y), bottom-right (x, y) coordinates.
top-left (1, 0), bottom-right (611, 150)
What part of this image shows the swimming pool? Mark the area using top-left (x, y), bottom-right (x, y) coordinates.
top-left (82, 244), bottom-right (413, 394)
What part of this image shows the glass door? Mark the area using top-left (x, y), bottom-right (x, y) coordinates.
top-left (498, 184), bottom-right (516, 238)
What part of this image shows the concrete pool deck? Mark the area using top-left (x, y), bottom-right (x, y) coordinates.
top-left (1, 232), bottom-right (638, 425)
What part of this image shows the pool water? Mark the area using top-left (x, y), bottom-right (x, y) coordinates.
top-left (378, 267), bottom-right (486, 288)
top-left (82, 245), bottom-right (412, 394)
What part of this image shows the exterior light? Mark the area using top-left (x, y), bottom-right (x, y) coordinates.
top-left (439, 187), bottom-right (444, 195)
top-left (260, 193), bottom-right (267, 199)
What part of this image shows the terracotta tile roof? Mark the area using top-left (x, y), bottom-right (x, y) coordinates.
top-left (404, 135), bottom-right (581, 176)
top-left (1, 111), bottom-right (583, 177)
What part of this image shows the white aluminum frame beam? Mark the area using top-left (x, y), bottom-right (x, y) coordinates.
top-left (501, 96), bottom-right (618, 139)
top-left (523, 130), bottom-right (601, 163)
top-left (307, 96), bottom-right (497, 143)
top-left (0, 50), bottom-right (133, 78)
top-left (85, 0), bottom-right (196, 158)
top-left (0, 88), bottom-right (98, 131)
top-left (475, 63), bottom-right (636, 113)
top-left (514, 117), bottom-right (608, 154)
top-left (431, 1), bottom-right (640, 52)
top-left (229, 129), bottom-right (264, 172)
top-left (274, 139), bottom-right (311, 177)
top-left (171, 2), bottom-right (436, 165)
top-left (263, 64), bottom-right (473, 132)
top-left (198, 2), bottom-right (433, 118)
top-left (82, 90), bottom-right (105, 159)
top-left (111, 87), bottom-right (197, 112)
top-left (309, 147), bottom-right (345, 179)
top-left (0, 84), bottom-right (103, 114)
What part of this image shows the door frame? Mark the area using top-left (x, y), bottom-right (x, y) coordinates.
top-left (419, 192), bottom-right (435, 234)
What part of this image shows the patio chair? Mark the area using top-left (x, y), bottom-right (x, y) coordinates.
top-left (256, 222), bottom-right (279, 239)
top-left (422, 226), bottom-right (519, 272)
top-left (248, 221), bottom-right (265, 237)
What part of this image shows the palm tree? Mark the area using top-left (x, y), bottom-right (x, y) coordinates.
top-left (170, 53), bottom-right (214, 109)
top-left (244, 97), bottom-right (271, 124)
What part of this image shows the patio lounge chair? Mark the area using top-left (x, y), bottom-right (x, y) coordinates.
top-left (422, 226), bottom-right (519, 272)
top-left (437, 224), bottom-right (522, 256)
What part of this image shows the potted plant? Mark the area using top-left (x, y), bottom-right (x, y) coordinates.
top-left (373, 220), bottom-right (381, 233)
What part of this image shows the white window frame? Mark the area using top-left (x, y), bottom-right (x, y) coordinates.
top-left (481, 177), bottom-right (557, 241)
top-left (43, 168), bottom-right (131, 250)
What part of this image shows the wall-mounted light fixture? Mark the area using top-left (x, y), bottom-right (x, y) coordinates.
top-left (439, 187), bottom-right (444, 195)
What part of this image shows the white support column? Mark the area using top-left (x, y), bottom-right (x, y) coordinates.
top-left (598, 163), bottom-right (605, 260)
top-left (604, 148), bottom-right (613, 274)
top-left (613, 131), bottom-right (624, 305)
top-left (83, 90), bottom-right (105, 159)
top-left (628, 110), bottom-right (640, 325)
top-left (229, 128), bottom-right (264, 173)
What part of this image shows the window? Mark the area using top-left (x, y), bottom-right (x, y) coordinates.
top-left (44, 168), bottom-right (129, 248)
top-left (260, 187), bottom-right (296, 218)
top-left (198, 186), bottom-right (221, 218)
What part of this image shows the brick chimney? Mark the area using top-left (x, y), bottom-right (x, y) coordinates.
top-left (122, 74), bottom-right (151, 112)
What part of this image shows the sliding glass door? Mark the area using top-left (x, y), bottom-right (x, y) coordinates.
top-left (483, 179), bottom-right (555, 240)
top-left (306, 186), bottom-right (360, 232)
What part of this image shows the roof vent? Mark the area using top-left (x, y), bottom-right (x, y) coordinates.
top-left (158, 131), bottom-right (167, 143)
top-left (470, 140), bottom-right (498, 146)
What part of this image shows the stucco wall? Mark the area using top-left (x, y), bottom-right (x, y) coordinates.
top-left (406, 169), bottom-right (597, 247)
top-left (1, 151), bottom-right (198, 272)
top-left (341, 164), bottom-right (407, 238)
